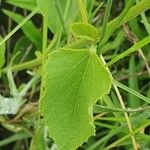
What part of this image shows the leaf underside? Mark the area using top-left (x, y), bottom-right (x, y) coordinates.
top-left (40, 48), bottom-right (111, 150)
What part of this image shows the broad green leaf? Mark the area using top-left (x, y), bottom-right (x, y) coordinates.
top-left (71, 22), bottom-right (99, 41)
top-left (6, 0), bottom-right (37, 11)
top-left (37, 0), bottom-right (78, 33)
top-left (0, 36), bottom-right (5, 68)
top-left (41, 48), bottom-right (112, 150)
top-left (3, 9), bottom-right (42, 49)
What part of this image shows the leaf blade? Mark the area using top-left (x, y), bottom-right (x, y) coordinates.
top-left (71, 22), bottom-right (99, 41)
top-left (41, 48), bottom-right (111, 150)
top-left (6, 0), bottom-right (37, 11)
top-left (0, 36), bottom-right (6, 68)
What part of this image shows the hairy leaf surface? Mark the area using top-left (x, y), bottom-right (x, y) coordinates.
top-left (41, 48), bottom-right (111, 150)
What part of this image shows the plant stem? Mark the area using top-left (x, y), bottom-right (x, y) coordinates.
top-left (77, 0), bottom-right (88, 23)
top-left (97, 0), bottom-right (150, 52)
top-left (40, 12), bottom-right (48, 104)
top-left (122, 0), bottom-right (150, 24)
top-left (42, 16), bottom-right (48, 52)
top-left (0, 7), bottom-right (39, 48)
top-left (97, 0), bottom-right (134, 50)
top-left (113, 84), bottom-right (138, 150)
top-left (46, 33), bottom-right (59, 52)
top-left (106, 122), bottom-right (148, 149)
top-left (64, 0), bottom-right (71, 19)
top-left (0, 132), bottom-right (31, 147)
top-left (106, 36), bottom-right (150, 67)
top-left (112, 79), bottom-right (150, 104)
top-left (94, 104), bottom-right (150, 113)
top-left (6, 6), bottom-right (17, 64)
top-left (99, 0), bottom-right (113, 41)
top-left (1, 58), bottom-right (42, 73)
top-left (55, 0), bottom-right (67, 33)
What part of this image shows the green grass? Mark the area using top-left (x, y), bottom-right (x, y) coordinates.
top-left (0, 0), bottom-right (150, 150)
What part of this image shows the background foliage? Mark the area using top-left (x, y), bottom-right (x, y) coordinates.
top-left (0, 0), bottom-right (150, 150)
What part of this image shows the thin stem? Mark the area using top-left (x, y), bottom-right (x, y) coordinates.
top-left (0, 58), bottom-right (42, 73)
top-left (106, 36), bottom-right (150, 67)
top-left (112, 79), bottom-right (150, 104)
top-left (106, 122), bottom-right (148, 149)
top-left (55, 0), bottom-right (67, 33)
top-left (77, 0), bottom-right (88, 23)
top-left (122, 0), bottom-right (150, 24)
top-left (113, 84), bottom-right (138, 150)
top-left (64, 0), bottom-right (71, 19)
top-left (42, 16), bottom-right (48, 52)
top-left (100, 55), bottom-right (138, 149)
top-left (89, 2), bottom-right (103, 23)
top-left (6, 6), bottom-right (17, 64)
top-left (139, 11), bottom-right (150, 35)
top-left (55, 29), bottom-right (62, 49)
top-left (123, 23), bottom-right (150, 77)
top-left (94, 104), bottom-right (150, 113)
top-left (7, 68), bottom-right (18, 96)
top-left (138, 49), bottom-right (150, 76)
top-left (0, 132), bottom-right (30, 147)
top-left (99, 0), bottom-right (113, 41)
top-left (40, 13), bottom-right (48, 103)
top-left (46, 33), bottom-right (59, 52)
top-left (97, 0), bottom-right (133, 49)
top-left (0, 7), bottom-right (39, 48)
top-left (0, 34), bottom-right (61, 74)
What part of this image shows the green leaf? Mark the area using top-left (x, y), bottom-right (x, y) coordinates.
top-left (0, 36), bottom-right (6, 68)
top-left (40, 48), bottom-right (111, 150)
top-left (37, 0), bottom-right (78, 33)
top-left (71, 22), bottom-right (99, 41)
top-left (3, 9), bottom-right (42, 49)
top-left (6, 0), bottom-right (37, 11)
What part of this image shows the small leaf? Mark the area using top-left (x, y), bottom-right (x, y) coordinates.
top-left (3, 9), bottom-right (42, 49)
top-left (71, 22), bottom-right (99, 41)
top-left (0, 36), bottom-right (6, 68)
top-left (40, 48), bottom-right (111, 150)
